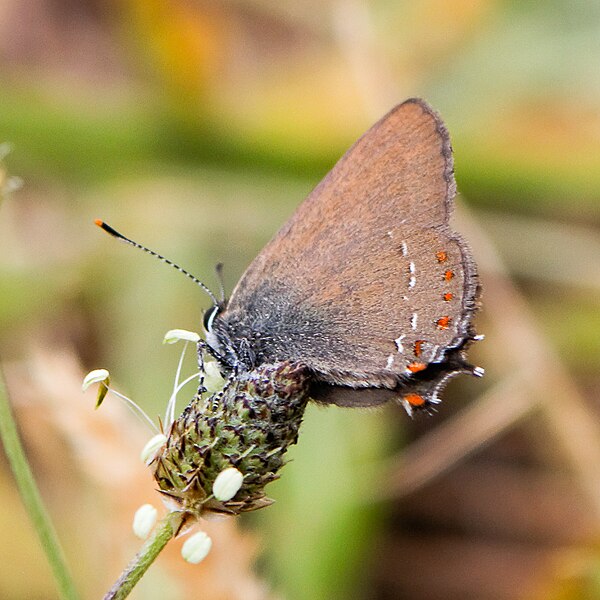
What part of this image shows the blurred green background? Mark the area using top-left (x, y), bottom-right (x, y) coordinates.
top-left (1, 1), bottom-right (599, 599)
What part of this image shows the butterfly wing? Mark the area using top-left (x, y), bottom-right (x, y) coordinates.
top-left (213, 98), bottom-right (479, 407)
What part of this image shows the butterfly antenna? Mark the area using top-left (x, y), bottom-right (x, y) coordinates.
top-left (95, 219), bottom-right (219, 306)
top-left (215, 262), bottom-right (226, 303)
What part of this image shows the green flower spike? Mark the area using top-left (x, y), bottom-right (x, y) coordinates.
top-left (152, 361), bottom-right (310, 520)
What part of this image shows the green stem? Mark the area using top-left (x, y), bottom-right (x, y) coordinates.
top-left (103, 511), bottom-right (184, 600)
top-left (0, 365), bottom-right (80, 600)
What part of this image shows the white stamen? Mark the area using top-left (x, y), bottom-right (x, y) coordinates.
top-left (164, 370), bottom-right (204, 429)
top-left (108, 388), bottom-right (160, 433)
top-left (163, 329), bottom-right (200, 344)
top-left (204, 361), bottom-right (226, 393)
top-left (82, 369), bottom-right (109, 391)
top-left (140, 433), bottom-right (167, 463)
top-left (182, 531), bottom-right (212, 564)
top-left (132, 504), bottom-right (158, 539)
top-left (212, 467), bottom-right (244, 501)
top-left (83, 369), bottom-right (158, 433)
top-left (165, 340), bottom-right (190, 427)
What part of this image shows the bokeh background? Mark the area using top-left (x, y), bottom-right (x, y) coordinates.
top-left (1, 1), bottom-right (600, 599)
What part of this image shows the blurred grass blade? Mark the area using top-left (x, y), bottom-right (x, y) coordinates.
top-left (0, 366), bottom-right (80, 600)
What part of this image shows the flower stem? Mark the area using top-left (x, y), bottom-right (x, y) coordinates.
top-left (103, 511), bottom-right (185, 600)
top-left (0, 366), bottom-right (80, 600)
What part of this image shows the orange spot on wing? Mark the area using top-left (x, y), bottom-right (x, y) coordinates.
top-left (437, 316), bottom-right (451, 330)
top-left (443, 292), bottom-right (453, 301)
top-left (436, 251), bottom-right (448, 263)
top-left (414, 340), bottom-right (424, 357)
top-left (404, 393), bottom-right (426, 407)
top-left (407, 361), bottom-right (426, 373)
top-left (444, 270), bottom-right (454, 281)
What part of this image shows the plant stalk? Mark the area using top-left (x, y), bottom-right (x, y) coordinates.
top-left (103, 511), bottom-right (184, 600)
top-left (0, 365), bottom-right (80, 600)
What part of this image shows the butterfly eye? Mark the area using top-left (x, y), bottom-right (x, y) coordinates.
top-left (203, 305), bottom-right (220, 332)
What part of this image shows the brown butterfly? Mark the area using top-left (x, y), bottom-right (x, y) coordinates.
top-left (202, 98), bottom-right (483, 414)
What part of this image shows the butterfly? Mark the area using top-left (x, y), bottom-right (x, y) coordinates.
top-left (199, 98), bottom-right (483, 414)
